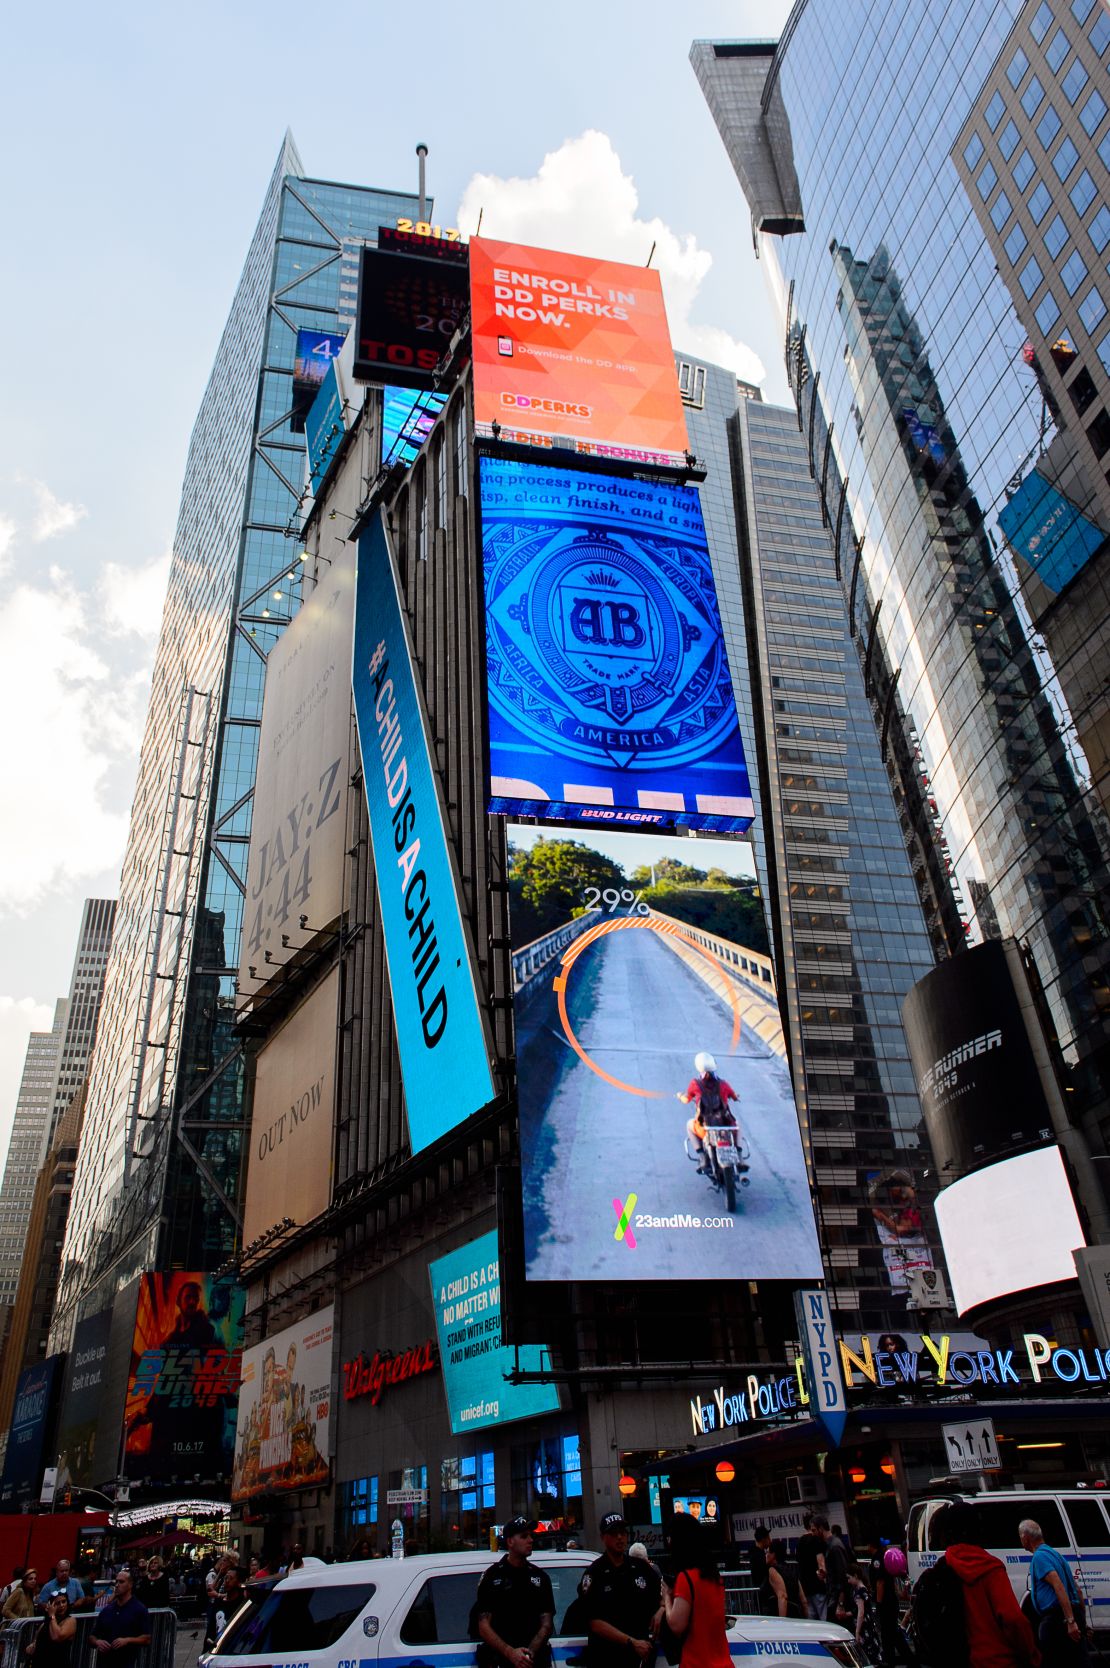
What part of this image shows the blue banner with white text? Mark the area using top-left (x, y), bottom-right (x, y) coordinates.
top-left (352, 515), bottom-right (497, 1152)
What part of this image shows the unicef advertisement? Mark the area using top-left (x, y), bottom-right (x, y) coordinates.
top-left (509, 824), bottom-right (822, 1282)
top-left (429, 1231), bottom-right (561, 1434)
top-left (480, 458), bottom-right (754, 834)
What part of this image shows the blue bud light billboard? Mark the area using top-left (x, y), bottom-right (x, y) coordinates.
top-left (998, 468), bottom-right (1106, 595)
top-left (480, 458), bottom-right (754, 834)
top-left (509, 823), bottom-right (822, 1282)
top-left (0, 1356), bottom-right (63, 1507)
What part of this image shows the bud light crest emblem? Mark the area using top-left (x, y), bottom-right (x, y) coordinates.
top-left (480, 457), bottom-right (753, 833)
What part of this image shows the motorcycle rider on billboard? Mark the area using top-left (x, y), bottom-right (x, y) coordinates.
top-left (677, 1053), bottom-right (747, 1176)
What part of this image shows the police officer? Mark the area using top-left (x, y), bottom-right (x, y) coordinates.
top-left (476, 1518), bottom-right (555, 1668)
top-left (577, 1513), bottom-right (662, 1668)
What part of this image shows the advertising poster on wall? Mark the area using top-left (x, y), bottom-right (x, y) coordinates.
top-left (293, 329), bottom-right (347, 420)
top-left (243, 966), bottom-right (338, 1247)
top-left (352, 513), bottom-right (497, 1152)
top-left (998, 466), bottom-right (1106, 596)
top-left (935, 1146), bottom-right (1086, 1315)
top-left (238, 545), bottom-right (354, 1007)
top-left (429, 1230), bottom-right (561, 1435)
top-left (232, 1307), bottom-right (334, 1499)
top-left (470, 237), bottom-right (689, 467)
top-left (866, 1168), bottom-right (935, 1294)
top-left (305, 359), bottom-right (348, 494)
top-left (0, 1356), bottom-right (63, 1508)
top-left (481, 458), bottom-right (753, 833)
top-left (122, 1274), bottom-right (244, 1482)
top-left (510, 823), bottom-right (821, 1282)
top-left (902, 937), bottom-right (1056, 1179)
top-left (55, 1307), bottom-right (112, 1489)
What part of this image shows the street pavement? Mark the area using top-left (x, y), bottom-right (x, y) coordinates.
top-left (518, 920), bottom-right (822, 1281)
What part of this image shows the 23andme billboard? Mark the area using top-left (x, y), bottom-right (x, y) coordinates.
top-left (470, 237), bottom-right (689, 468)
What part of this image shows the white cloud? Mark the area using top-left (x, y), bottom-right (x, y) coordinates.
top-left (0, 515), bottom-right (15, 578)
top-left (0, 498), bottom-right (165, 914)
top-left (99, 551), bottom-right (171, 639)
top-left (0, 996), bottom-right (56, 1175)
top-left (456, 131), bottom-right (765, 386)
top-left (28, 478), bottom-right (88, 542)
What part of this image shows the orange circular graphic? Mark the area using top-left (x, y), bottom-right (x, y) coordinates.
top-left (552, 916), bottom-right (743, 1097)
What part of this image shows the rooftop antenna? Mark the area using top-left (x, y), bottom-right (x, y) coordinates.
top-left (646, 240), bottom-right (656, 267)
top-left (416, 143), bottom-right (429, 222)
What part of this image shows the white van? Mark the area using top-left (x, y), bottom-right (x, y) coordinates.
top-left (201, 1550), bottom-right (866, 1668)
top-left (908, 1490), bottom-right (1110, 1633)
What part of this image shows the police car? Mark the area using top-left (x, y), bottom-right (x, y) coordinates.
top-left (199, 1552), bottom-right (865, 1668)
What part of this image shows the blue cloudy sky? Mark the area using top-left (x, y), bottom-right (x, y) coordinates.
top-left (0, 0), bottom-right (791, 1163)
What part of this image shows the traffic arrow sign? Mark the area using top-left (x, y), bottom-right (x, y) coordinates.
top-left (942, 1416), bottom-right (1002, 1473)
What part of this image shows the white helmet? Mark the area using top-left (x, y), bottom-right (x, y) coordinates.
top-left (694, 1051), bottom-right (717, 1075)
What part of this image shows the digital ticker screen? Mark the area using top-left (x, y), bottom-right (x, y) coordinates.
top-left (354, 243), bottom-right (468, 390)
top-left (509, 823), bottom-right (822, 1283)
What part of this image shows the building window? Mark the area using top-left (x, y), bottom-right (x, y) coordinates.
top-left (1045, 213), bottom-right (1070, 257)
top-left (1071, 0), bottom-right (1096, 22)
top-left (1088, 408), bottom-right (1110, 455)
top-left (1092, 10), bottom-right (1110, 55)
top-left (1032, 1), bottom-right (1054, 40)
top-left (1030, 180), bottom-right (1053, 224)
top-left (1089, 204), bottom-right (1110, 254)
top-left (1097, 333), bottom-right (1110, 376)
top-left (1008, 46), bottom-right (1030, 87)
top-left (1005, 222), bottom-right (1029, 263)
top-left (999, 119), bottom-right (1021, 160)
top-left (1022, 75), bottom-right (1046, 119)
top-left (1062, 58), bottom-right (1089, 104)
top-left (1071, 169), bottom-right (1097, 216)
top-left (1080, 89), bottom-right (1107, 135)
top-left (986, 90), bottom-right (1007, 130)
top-left (1047, 28), bottom-right (1072, 72)
top-left (991, 190), bottom-right (1013, 231)
top-left (963, 133), bottom-right (985, 170)
top-left (1036, 289), bottom-right (1061, 333)
top-left (1053, 136), bottom-right (1080, 181)
top-left (1038, 104), bottom-right (1063, 148)
top-left (1062, 249), bottom-right (1089, 295)
top-left (977, 161), bottom-right (998, 199)
top-left (440, 1450), bottom-right (496, 1544)
top-left (1079, 286), bottom-right (1108, 333)
top-left (1013, 149), bottom-right (1037, 191)
top-left (510, 1432), bottom-right (583, 1529)
top-left (1100, 132), bottom-right (1110, 172)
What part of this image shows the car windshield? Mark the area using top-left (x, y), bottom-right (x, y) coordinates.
top-left (214, 1583), bottom-right (376, 1655)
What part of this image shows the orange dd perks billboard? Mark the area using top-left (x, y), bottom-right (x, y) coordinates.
top-left (470, 238), bottom-right (689, 468)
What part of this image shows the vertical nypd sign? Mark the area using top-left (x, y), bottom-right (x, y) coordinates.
top-left (352, 514), bottom-right (497, 1152)
top-left (794, 1288), bottom-right (847, 1447)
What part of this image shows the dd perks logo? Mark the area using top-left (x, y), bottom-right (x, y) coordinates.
top-left (342, 1339), bottom-right (438, 1407)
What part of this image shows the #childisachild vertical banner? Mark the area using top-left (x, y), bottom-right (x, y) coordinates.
top-left (352, 512), bottom-right (497, 1152)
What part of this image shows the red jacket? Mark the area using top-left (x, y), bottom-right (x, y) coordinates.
top-left (945, 1543), bottom-right (1041, 1668)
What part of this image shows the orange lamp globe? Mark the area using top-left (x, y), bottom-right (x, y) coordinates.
top-left (880, 1456), bottom-right (897, 1479)
top-left (618, 1475), bottom-right (637, 1497)
top-left (715, 1460), bottom-right (736, 1484)
top-left (848, 1465), bottom-right (867, 1486)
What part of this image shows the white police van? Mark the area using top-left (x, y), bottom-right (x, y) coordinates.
top-left (907, 1490), bottom-right (1110, 1636)
top-left (200, 1552), bottom-right (865, 1668)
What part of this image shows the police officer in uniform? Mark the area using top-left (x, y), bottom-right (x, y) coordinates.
top-left (577, 1513), bottom-right (662, 1667)
top-left (476, 1518), bottom-right (555, 1668)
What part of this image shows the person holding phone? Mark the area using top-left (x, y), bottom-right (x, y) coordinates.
top-left (25, 1593), bottom-right (76, 1668)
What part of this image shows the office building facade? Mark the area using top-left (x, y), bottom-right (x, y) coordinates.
top-left (693, 1), bottom-right (1110, 1327)
top-left (0, 1002), bottom-right (67, 1312)
top-left (52, 139), bottom-right (423, 1349)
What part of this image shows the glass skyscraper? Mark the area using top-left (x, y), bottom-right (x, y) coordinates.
top-left (692, 0), bottom-right (1110, 1270)
top-left (53, 137), bottom-right (422, 1346)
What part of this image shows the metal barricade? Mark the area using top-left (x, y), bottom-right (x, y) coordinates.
top-left (1, 1608), bottom-right (177, 1668)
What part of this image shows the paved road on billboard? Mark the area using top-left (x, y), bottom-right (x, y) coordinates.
top-left (519, 924), bottom-right (820, 1281)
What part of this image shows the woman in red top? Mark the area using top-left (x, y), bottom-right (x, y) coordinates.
top-left (661, 1515), bottom-right (731, 1668)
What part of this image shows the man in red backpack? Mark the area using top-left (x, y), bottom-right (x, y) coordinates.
top-left (938, 1502), bottom-right (1040, 1667)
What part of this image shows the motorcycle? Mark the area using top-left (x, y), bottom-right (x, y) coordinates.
top-left (685, 1123), bottom-right (751, 1214)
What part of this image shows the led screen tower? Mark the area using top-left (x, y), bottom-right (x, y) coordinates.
top-left (53, 138), bottom-right (422, 1347)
